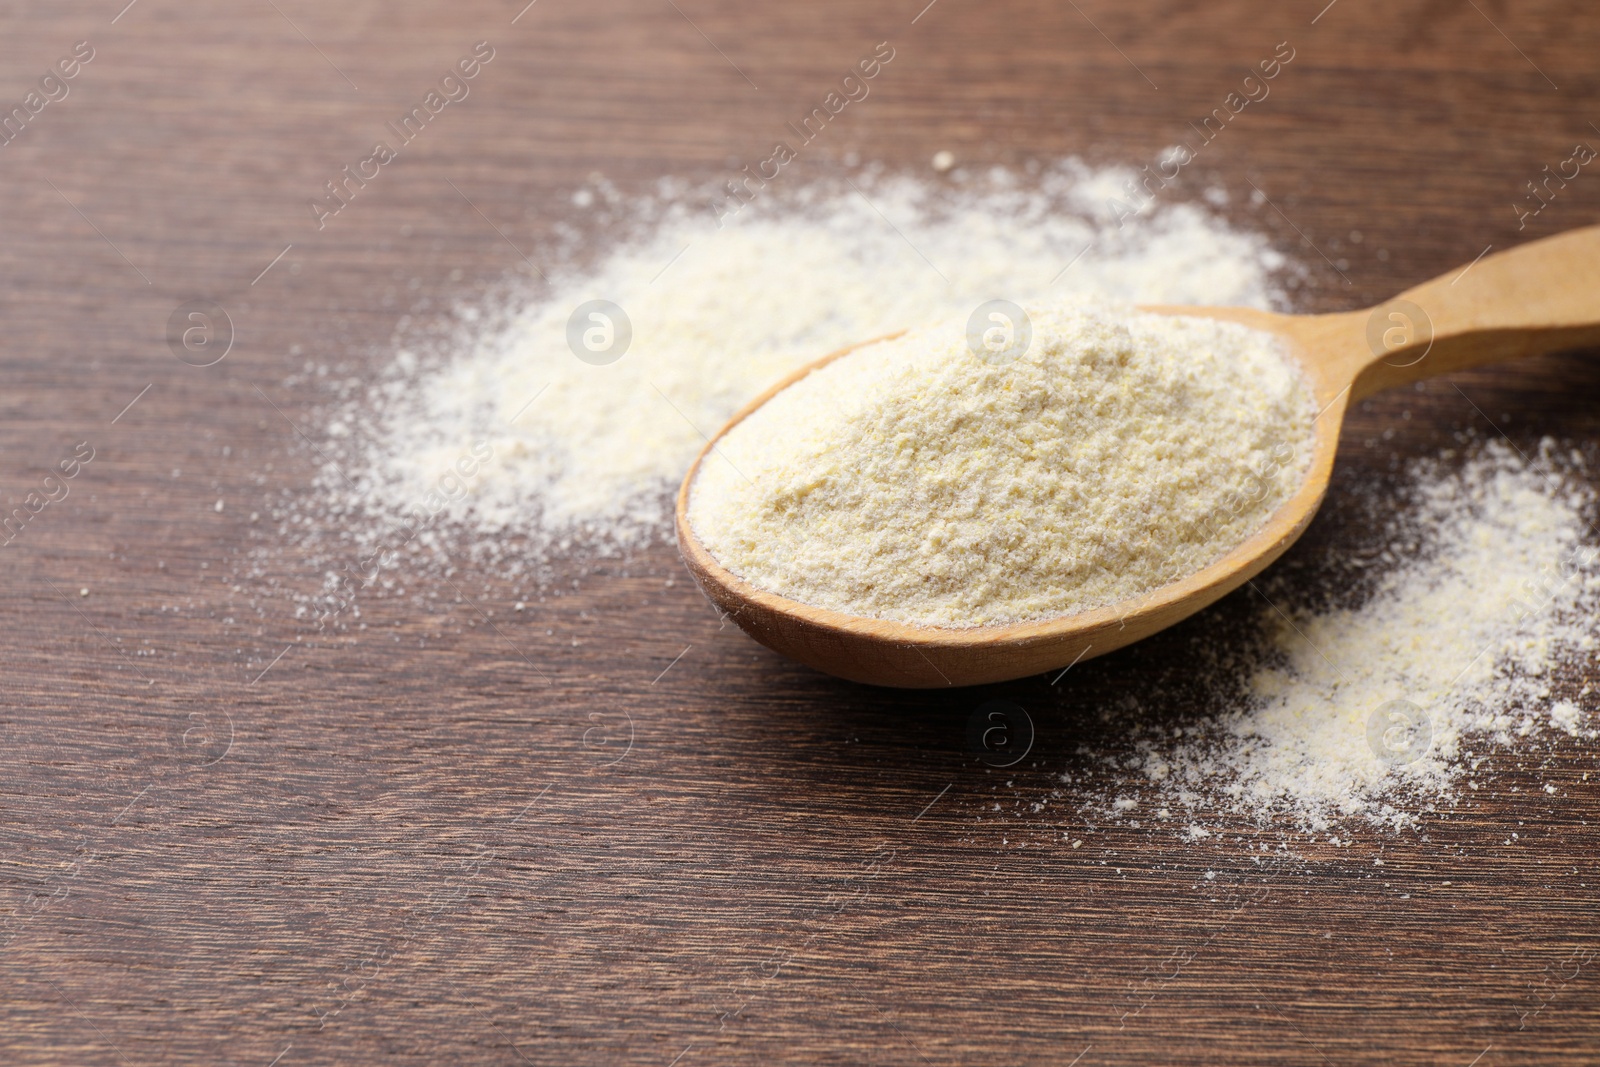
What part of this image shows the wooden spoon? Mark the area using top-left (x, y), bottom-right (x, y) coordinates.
top-left (675, 225), bottom-right (1600, 688)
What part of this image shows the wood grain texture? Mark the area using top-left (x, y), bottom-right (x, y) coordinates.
top-left (2, 0), bottom-right (1599, 1064)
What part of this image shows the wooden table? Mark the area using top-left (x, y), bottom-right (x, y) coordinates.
top-left (3, 0), bottom-right (1597, 1063)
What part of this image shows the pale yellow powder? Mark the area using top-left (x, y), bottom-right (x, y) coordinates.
top-left (688, 304), bottom-right (1317, 628)
top-left (324, 168), bottom-right (1292, 567)
top-left (1131, 440), bottom-right (1599, 832)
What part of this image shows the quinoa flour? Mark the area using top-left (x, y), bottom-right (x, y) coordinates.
top-left (282, 163), bottom-right (1594, 836)
top-left (688, 305), bottom-right (1316, 628)
top-left (314, 163), bottom-right (1294, 566)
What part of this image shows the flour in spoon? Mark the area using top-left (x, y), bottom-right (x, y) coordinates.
top-left (688, 304), bottom-right (1318, 628)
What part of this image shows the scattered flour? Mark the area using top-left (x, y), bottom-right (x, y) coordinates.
top-left (689, 305), bottom-right (1315, 628)
top-left (313, 163), bottom-right (1294, 568)
top-left (1093, 440), bottom-right (1599, 832)
top-left (1550, 699), bottom-right (1587, 736)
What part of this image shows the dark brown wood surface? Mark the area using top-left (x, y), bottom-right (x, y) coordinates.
top-left (3, 0), bottom-right (1599, 1063)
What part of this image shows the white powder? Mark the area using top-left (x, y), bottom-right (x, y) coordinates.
top-left (316, 164), bottom-right (1294, 568)
top-left (1087, 440), bottom-right (1599, 833)
top-left (1550, 699), bottom-right (1587, 736)
top-left (689, 305), bottom-right (1315, 628)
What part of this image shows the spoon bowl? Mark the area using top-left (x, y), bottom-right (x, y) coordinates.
top-left (676, 226), bottom-right (1600, 687)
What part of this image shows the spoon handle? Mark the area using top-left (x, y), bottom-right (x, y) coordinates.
top-left (1347, 223), bottom-right (1600, 398)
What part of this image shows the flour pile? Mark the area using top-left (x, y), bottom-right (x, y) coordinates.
top-left (316, 164), bottom-right (1293, 565)
top-left (690, 306), bottom-right (1315, 628)
top-left (1102, 440), bottom-right (1599, 832)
